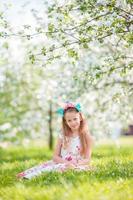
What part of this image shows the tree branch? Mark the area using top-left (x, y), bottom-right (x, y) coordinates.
top-left (65, 11), bottom-right (114, 31)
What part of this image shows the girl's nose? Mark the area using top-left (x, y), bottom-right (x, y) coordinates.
top-left (72, 122), bottom-right (76, 126)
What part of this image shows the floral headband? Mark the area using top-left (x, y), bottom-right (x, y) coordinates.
top-left (57, 102), bottom-right (81, 116)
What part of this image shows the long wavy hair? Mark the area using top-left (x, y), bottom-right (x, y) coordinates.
top-left (62, 107), bottom-right (91, 156)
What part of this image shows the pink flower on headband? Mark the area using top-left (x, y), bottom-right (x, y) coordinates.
top-left (64, 102), bottom-right (75, 110)
top-left (57, 102), bottom-right (81, 116)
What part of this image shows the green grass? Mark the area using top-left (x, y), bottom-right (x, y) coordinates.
top-left (0, 137), bottom-right (133, 200)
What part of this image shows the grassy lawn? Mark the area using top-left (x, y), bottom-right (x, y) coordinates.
top-left (0, 136), bottom-right (133, 200)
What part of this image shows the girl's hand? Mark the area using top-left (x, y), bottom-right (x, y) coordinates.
top-left (69, 159), bottom-right (77, 166)
top-left (65, 160), bottom-right (77, 168)
top-left (65, 162), bottom-right (75, 169)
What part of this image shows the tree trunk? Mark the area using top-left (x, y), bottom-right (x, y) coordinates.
top-left (48, 100), bottom-right (53, 150)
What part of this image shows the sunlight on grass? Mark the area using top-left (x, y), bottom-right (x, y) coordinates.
top-left (0, 137), bottom-right (133, 200)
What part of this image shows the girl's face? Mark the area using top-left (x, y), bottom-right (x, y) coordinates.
top-left (64, 111), bottom-right (81, 132)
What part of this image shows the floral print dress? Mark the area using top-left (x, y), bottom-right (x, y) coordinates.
top-left (17, 135), bottom-right (90, 179)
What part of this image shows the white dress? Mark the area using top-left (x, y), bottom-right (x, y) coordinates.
top-left (17, 135), bottom-right (90, 179)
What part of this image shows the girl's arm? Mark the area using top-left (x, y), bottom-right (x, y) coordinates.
top-left (53, 137), bottom-right (68, 164)
top-left (53, 137), bottom-right (77, 167)
top-left (78, 133), bottom-right (93, 165)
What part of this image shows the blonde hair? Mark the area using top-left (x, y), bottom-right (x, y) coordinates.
top-left (62, 108), bottom-right (91, 156)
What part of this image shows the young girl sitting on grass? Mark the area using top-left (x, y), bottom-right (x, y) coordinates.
top-left (17, 102), bottom-right (93, 179)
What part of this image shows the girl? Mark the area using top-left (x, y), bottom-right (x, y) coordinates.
top-left (17, 102), bottom-right (93, 179)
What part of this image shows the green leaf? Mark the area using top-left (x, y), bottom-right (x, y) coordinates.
top-left (67, 49), bottom-right (78, 59)
top-left (48, 23), bottom-right (55, 33)
top-left (41, 47), bottom-right (46, 56)
top-left (29, 54), bottom-right (35, 64)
